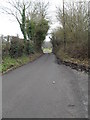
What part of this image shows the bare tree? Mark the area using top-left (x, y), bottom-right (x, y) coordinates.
top-left (53, 1), bottom-right (88, 58)
top-left (0, 0), bottom-right (31, 40)
top-left (27, 1), bottom-right (49, 23)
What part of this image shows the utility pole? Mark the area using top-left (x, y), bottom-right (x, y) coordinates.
top-left (63, 0), bottom-right (66, 51)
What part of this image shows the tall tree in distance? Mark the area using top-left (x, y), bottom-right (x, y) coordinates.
top-left (26, 1), bottom-right (49, 50)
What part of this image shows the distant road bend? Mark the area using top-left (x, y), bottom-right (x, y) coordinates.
top-left (3, 53), bottom-right (88, 118)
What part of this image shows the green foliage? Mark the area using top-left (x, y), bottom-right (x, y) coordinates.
top-left (25, 41), bottom-right (35, 55)
top-left (26, 18), bottom-right (49, 50)
top-left (2, 0), bottom-right (49, 64)
top-left (26, 19), bottom-right (36, 40)
top-left (35, 19), bottom-right (49, 50)
top-left (9, 37), bottom-right (24, 58)
top-left (20, 5), bottom-right (27, 40)
top-left (26, 1), bottom-right (49, 51)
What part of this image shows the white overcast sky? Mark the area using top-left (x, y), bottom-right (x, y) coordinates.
top-left (0, 0), bottom-right (89, 39)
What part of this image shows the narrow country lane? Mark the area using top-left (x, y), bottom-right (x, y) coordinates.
top-left (2, 54), bottom-right (88, 118)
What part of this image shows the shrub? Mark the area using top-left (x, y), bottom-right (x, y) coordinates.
top-left (9, 37), bottom-right (24, 58)
top-left (2, 41), bottom-right (10, 59)
top-left (25, 41), bottom-right (35, 55)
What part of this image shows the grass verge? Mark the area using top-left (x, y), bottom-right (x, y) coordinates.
top-left (2, 52), bottom-right (42, 73)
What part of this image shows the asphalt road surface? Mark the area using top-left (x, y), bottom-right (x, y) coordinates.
top-left (2, 54), bottom-right (88, 118)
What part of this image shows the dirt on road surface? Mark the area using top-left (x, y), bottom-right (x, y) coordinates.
top-left (2, 54), bottom-right (88, 118)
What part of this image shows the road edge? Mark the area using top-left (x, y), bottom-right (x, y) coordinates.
top-left (55, 53), bottom-right (89, 73)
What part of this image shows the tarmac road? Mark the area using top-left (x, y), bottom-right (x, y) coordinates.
top-left (2, 53), bottom-right (88, 118)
